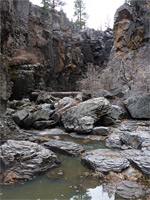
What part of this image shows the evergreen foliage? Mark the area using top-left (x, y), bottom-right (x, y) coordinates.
top-left (41, 0), bottom-right (66, 17)
top-left (74, 0), bottom-right (88, 29)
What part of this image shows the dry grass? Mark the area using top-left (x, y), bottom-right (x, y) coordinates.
top-left (9, 48), bottom-right (39, 66)
top-left (77, 64), bottom-right (103, 96)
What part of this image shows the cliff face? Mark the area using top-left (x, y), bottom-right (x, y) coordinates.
top-left (1, 0), bottom-right (149, 113)
top-left (100, 0), bottom-right (150, 91)
top-left (0, 0), bottom-right (113, 101)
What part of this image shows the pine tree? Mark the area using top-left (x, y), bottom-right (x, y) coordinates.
top-left (41, 0), bottom-right (51, 17)
top-left (74, 0), bottom-right (88, 29)
top-left (41, 0), bottom-right (66, 11)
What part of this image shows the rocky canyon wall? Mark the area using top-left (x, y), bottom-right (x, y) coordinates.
top-left (100, 0), bottom-right (150, 92)
top-left (0, 0), bottom-right (113, 103)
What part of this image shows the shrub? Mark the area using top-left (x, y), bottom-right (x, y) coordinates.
top-left (77, 64), bottom-right (102, 96)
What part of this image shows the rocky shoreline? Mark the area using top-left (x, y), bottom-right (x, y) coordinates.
top-left (0, 89), bottom-right (150, 199)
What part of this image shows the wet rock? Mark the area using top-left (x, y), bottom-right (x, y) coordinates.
top-left (92, 127), bottom-right (110, 136)
top-left (23, 109), bottom-right (53, 127)
top-left (61, 97), bottom-right (111, 133)
top-left (33, 120), bottom-right (57, 129)
top-left (81, 149), bottom-right (130, 174)
top-left (106, 134), bottom-right (122, 148)
top-left (30, 128), bottom-right (67, 136)
top-left (116, 180), bottom-right (150, 199)
top-left (124, 93), bottom-right (150, 119)
top-left (43, 139), bottom-right (85, 156)
top-left (0, 140), bottom-right (60, 182)
top-left (69, 132), bottom-right (106, 141)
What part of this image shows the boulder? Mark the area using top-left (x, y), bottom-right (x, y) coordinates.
top-left (116, 180), bottom-right (150, 199)
top-left (124, 93), bottom-right (150, 119)
top-left (61, 97), bottom-right (111, 133)
top-left (81, 149), bottom-right (130, 174)
top-left (43, 139), bottom-right (85, 156)
top-left (106, 134), bottom-right (122, 148)
top-left (120, 130), bottom-right (150, 149)
top-left (111, 105), bottom-right (128, 120)
top-left (93, 89), bottom-right (114, 99)
top-left (33, 120), bottom-right (57, 129)
top-left (92, 126), bottom-right (110, 136)
top-left (12, 109), bottom-right (29, 126)
top-left (130, 156), bottom-right (150, 175)
top-left (36, 91), bottom-right (56, 104)
top-left (120, 131), bottom-right (149, 149)
top-left (0, 140), bottom-right (60, 182)
top-left (110, 120), bottom-right (150, 150)
top-left (52, 97), bottom-right (79, 121)
top-left (121, 149), bottom-right (150, 175)
top-left (81, 90), bottom-right (92, 101)
top-left (23, 109), bottom-right (53, 127)
top-left (8, 98), bottom-right (32, 110)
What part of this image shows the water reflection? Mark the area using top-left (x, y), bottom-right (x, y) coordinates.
top-left (1, 155), bottom-right (115, 200)
top-left (1, 136), bottom-right (115, 200)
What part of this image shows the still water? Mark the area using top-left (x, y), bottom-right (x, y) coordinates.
top-left (1, 135), bottom-right (116, 200)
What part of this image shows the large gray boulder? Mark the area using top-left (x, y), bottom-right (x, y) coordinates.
top-left (0, 140), bottom-right (60, 183)
top-left (81, 149), bottom-right (130, 174)
top-left (61, 97), bottom-right (111, 133)
top-left (124, 93), bottom-right (150, 119)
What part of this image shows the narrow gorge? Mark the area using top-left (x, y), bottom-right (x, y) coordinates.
top-left (0, 0), bottom-right (150, 199)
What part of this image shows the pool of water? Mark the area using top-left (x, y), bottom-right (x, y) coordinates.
top-left (1, 154), bottom-right (115, 200)
top-left (1, 134), bottom-right (115, 200)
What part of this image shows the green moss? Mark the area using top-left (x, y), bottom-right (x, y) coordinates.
top-left (11, 70), bottom-right (18, 80)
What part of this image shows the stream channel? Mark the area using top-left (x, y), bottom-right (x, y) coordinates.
top-left (1, 131), bottom-right (125, 200)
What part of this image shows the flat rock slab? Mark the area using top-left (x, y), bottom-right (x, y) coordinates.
top-left (131, 156), bottom-right (150, 175)
top-left (116, 180), bottom-right (150, 199)
top-left (121, 149), bottom-right (150, 175)
top-left (81, 149), bottom-right (130, 174)
top-left (43, 139), bottom-right (85, 156)
top-left (0, 140), bottom-right (60, 183)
